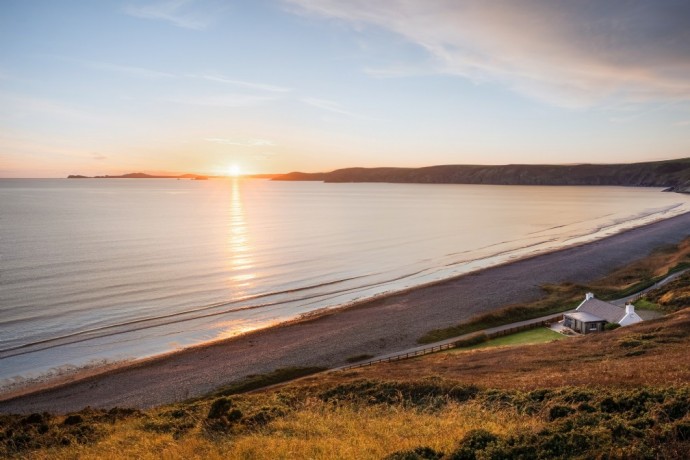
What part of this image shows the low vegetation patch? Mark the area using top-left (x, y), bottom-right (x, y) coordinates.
top-left (0, 407), bottom-right (143, 457)
top-left (5, 382), bottom-right (689, 459)
top-left (381, 385), bottom-right (690, 460)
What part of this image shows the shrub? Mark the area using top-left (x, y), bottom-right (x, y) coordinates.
top-left (242, 406), bottom-right (287, 429)
top-left (673, 421), bottom-right (690, 440)
top-left (659, 399), bottom-right (690, 422)
top-left (207, 398), bottom-right (233, 419)
top-left (549, 405), bottom-right (575, 420)
top-left (62, 415), bottom-right (84, 426)
top-left (448, 429), bottom-right (500, 460)
top-left (384, 446), bottom-right (444, 460)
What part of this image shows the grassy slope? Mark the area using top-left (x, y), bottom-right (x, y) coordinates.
top-left (4, 308), bottom-right (688, 459)
top-left (320, 308), bottom-right (690, 390)
top-left (2, 244), bottom-right (690, 459)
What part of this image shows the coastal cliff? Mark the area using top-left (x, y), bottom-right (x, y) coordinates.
top-left (275, 157), bottom-right (690, 188)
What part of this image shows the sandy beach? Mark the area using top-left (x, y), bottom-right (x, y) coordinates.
top-left (1, 211), bottom-right (689, 414)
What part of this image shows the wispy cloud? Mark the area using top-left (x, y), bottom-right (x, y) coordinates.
top-left (124, 0), bottom-right (225, 30)
top-left (166, 93), bottom-right (278, 107)
top-left (0, 92), bottom-right (95, 121)
top-left (204, 137), bottom-right (276, 146)
top-left (90, 61), bottom-right (176, 79)
top-left (64, 58), bottom-right (291, 96)
top-left (195, 74), bottom-right (292, 93)
top-left (302, 97), bottom-right (377, 120)
top-left (287, 0), bottom-right (690, 109)
top-left (49, 56), bottom-right (176, 79)
top-left (91, 152), bottom-right (108, 160)
top-left (363, 65), bottom-right (434, 79)
top-left (606, 100), bottom-right (684, 123)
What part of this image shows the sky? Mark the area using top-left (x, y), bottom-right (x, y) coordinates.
top-left (1, 0), bottom-right (689, 177)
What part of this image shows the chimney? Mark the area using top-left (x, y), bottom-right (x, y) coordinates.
top-left (625, 304), bottom-right (635, 314)
top-left (585, 292), bottom-right (594, 300)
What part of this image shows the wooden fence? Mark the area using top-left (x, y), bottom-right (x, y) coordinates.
top-left (339, 314), bottom-right (563, 371)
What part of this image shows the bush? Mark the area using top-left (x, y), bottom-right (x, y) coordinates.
top-left (384, 446), bottom-right (444, 460)
top-left (207, 398), bottom-right (233, 419)
top-left (242, 407), bottom-right (283, 428)
top-left (449, 429), bottom-right (500, 460)
top-left (673, 421), bottom-right (690, 440)
top-left (659, 399), bottom-right (690, 422)
top-left (549, 405), bottom-right (575, 420)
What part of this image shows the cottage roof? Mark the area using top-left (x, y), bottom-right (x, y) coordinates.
top-left (577, 298), bottom-right (626, 323)
top-left (566, 311), bottom-right (607, 323)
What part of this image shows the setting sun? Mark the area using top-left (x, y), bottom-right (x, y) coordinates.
top-left (227, 164), bottom-right (241, 177)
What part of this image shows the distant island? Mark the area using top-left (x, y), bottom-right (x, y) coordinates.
top-left (67, 172), bottom-right (209, 180)
top-left (67, 173), bottom-right (281, 180)
top-left (274, 157), bottom-right (690, 193)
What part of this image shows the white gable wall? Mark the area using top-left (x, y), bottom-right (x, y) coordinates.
top-left (619, 305), bottom-right (643, 326)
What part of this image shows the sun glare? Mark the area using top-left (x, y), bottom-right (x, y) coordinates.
top-left (228, 164), bottom-right (241, 177)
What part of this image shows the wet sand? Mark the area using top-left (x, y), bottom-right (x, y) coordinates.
top-left (1, 212), bottom-right (689, 414)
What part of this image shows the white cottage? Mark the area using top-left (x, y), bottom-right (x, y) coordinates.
top-left (563, 293), bottom-right (643, 334)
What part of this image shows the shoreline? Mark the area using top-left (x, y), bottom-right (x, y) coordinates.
top-left (0, 209), bottom-right (672, 399)
top-left (1, 203), bottom-right (684, 395)
top-left (1, 211), bottom-right (690, 413)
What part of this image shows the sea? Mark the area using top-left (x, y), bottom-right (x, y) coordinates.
top-left (1, 178), bottom-right (689, 391)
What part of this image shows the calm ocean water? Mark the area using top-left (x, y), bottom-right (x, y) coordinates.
top-left (1, 179), bottom-right (689, 389)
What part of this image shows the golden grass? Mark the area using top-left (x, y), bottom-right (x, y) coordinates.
top-left (12, 308), bottom-right (690, 459)
top-left (226, 401), bottom-right (537, 460)
top-left (22, 401), bottom-right (540, 460)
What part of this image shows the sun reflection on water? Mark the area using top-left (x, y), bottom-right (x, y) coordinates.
top-left (226, 178), bottom-right (255, 291)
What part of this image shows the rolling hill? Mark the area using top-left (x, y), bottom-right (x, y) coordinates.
top-left (275, 157), bottom-right (690, 192)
